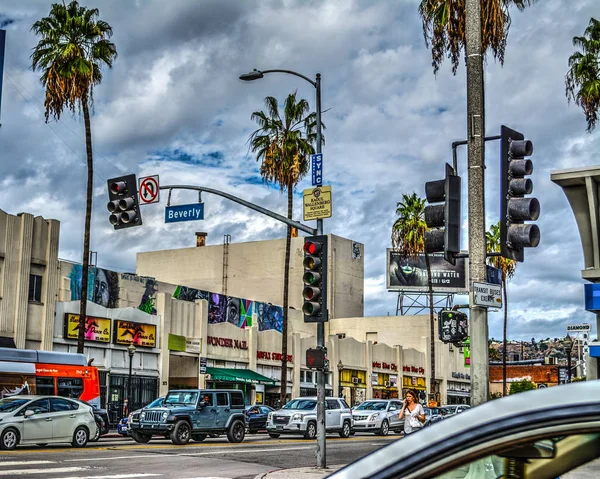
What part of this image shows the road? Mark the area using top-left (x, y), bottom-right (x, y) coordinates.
top-left (0, 432), bottom-right (399, 479)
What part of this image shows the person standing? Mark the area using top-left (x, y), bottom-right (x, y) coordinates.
top-left (399, 389), bottom-right (425, 434)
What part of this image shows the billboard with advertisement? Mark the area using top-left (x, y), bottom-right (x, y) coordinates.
top-left (63, 314), bottom-right (111, 343)
top-left (387, 249), bottom-right (468, 293)
top-left (113, 320), bottom-right (157, 347)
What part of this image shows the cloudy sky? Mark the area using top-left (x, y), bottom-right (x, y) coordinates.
top-left (1, 0), bottom-right (598, 342)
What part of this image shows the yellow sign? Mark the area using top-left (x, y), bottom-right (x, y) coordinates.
top-left (64, 314), bottom-right (111, 343)
top-left (114, 320), bottom-right (157, 348)
top-left (303, 186), bottom-right (332, 221)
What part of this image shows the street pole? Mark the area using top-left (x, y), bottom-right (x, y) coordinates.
top-left (465, 0), bottom-right (489, 406)
top-left (127, 344), bottom-right (135, 415)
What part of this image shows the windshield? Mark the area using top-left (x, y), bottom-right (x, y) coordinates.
top-left (354, 401), bottom-right (387, 411)
top-left (147, 397), bottom-right (164, 408)
top-left (441, 406), bottom-right (455, 415)
top-left (283, 399), bottom-right (316, 410)
top-left (0, 397), bottom-right (29, 413)
top-left (164, 392), bottom-right (198, 406)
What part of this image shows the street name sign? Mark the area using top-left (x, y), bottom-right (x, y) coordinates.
top-left (138, 175), bottom-right (160, 205)
top-left (472, 281), bottom-right (502, 308)
top-left (566, 323), bottom-right (591, 333)
top-left (303, 185), bottom-right (332, 221)
top-left (312, 153), bottom-right (323, 186)
top-left (165, 203), bottom-right (204, 223)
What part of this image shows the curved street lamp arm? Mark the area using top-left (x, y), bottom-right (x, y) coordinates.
top-left (260, 69), bottom-right (317, 88)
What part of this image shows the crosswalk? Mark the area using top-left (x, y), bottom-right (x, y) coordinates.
top-left (0, 461), bottom-right (163, 479)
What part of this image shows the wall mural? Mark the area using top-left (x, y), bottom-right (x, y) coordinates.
top-left (239, 299), bottom-right (254, 328)
top-left (257, 303), bottom-right (284, 332)
top-left (172, 285), bottom-right (209, 302)
top-left (138, 278), bottom-right (158, 315)
top-left (208, 293), bottom-right (227, 324)
top-left (69, 265), bottom-right (119, 308)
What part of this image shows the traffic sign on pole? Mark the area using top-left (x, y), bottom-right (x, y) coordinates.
top-left (138, 175), bottom-right (160, 205)
top-left (566, 324), bottom-right (592, 333)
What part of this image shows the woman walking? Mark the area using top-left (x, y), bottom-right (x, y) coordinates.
top-left (399, 389), bottom-right (425, 435)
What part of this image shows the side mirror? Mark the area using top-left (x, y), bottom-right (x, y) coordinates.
top-left (197, 401), bottom-right (206, 409)
top-left (24, 410), bottom-right (35, 418)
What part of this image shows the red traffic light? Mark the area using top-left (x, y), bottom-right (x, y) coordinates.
top-left (304, 241), bottom-right (321, 255)
top-left (110, 181), bottom-right (127, 195)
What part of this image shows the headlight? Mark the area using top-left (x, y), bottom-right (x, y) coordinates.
top-left (140, 411), bottom-right (145, 419)
top-left (369, 413), bottom-right (380, 421)
top-left (268, 413), bottom-right (273, 421)
top-left (292, 413), bottom-right (303, 421)
top-left (162, 412), bottom-right (168, 418)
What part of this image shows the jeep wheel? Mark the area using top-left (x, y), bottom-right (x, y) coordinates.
top-left (304, 421), bottom-right (317, 440)
top-left (227, 419), bottom-right (245, 443)
top-left (131, 430), bottom-right (152, 443)
top-left (170, 420), bottom-right (191, 445)
top-left (339, 420), bottom-right (351, 438)
top-left (378, 419), bottom-right (389, 436)
top-left (192, 434), bottom-right (207, 442)
top-left (268, 433), bottom-right (281, 439)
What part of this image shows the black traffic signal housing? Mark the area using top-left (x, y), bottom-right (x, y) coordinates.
top-left (302, 235), bottom-right (328, 323)
top-left (438, 310), bottom-right (468, 344)
top-left (106, 174), bottom-right (143, 229)
top-left (306, 347), bottom-right (328, 370)
top-left (500, 125), bottom-right (540, 262)
top-left (424, 163), bottom-right (461, 265)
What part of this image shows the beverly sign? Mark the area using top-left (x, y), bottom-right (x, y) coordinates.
top-left (165, 203), bottom-right (204, 223)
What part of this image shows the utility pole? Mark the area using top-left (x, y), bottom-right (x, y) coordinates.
top-left (465, 0), bottom-right (489, 406)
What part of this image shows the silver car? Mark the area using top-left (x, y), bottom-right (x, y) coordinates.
top-left (352, 399), bottom-right (404, 435)
top-left (0, 395), bottom-right (97, 450)
top-left (440, 404), bottom-right (470, 417)
top-left (266, 397), bottom-right (353, 439)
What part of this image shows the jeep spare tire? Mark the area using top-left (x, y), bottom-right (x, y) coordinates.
top-left (226, 419), bottom-right (245, 443)
top-left (170, 420), bottom-right (191, 445)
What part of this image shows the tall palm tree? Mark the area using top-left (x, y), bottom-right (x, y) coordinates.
top-left (565, 17), bottom-right (600, 132)
top-left (249, 92), bottom-right (319, 405)
top-left (486, 222), bottom-right (516, 396)
top-left (31, 1), bottom-right (117, 354)
top-left (391, 193), bottom-right (437, 399)
top-left (418, 0), bottom-right (538, 74)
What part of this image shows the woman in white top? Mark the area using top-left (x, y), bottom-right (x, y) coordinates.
top-left (399, 389), bottom-right (425, 434)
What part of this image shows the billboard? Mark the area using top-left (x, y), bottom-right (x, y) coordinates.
top-left (63, 314), bottom-right (111, 343)
top-left (387, 249), bottom-right (468, 293)
top-left (113, 320), bottom-right (157, 348)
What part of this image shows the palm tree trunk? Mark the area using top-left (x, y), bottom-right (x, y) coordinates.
top-left (425, 253), bottom-right (436, 400)
top-left (502, 278), bottom-right (508, 396)
top-left (77, 99), bottom-right (94, 354)
top-left (280, 186), bottom-right (293, 405)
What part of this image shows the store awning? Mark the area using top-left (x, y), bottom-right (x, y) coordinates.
top-left (205, 367), bottom-right (276, 385)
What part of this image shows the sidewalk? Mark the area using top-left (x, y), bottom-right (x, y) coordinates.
top-left (254, 465), bottom-right (344, 479)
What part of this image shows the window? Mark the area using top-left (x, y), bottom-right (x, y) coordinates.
top-left (230, 392), bottom-right (244, 409)
top-left (19, 398), bottom-right (50, 415)
top-left (341, 399), bottom-right (351, 409)
top-left (326, 399), bottom-right (340, 410)
top-left (305, 371), bottom-right (313, 383)
top-left (57, 378), bottom-right (83, 399)
top-left (51, 398), bottom-right (77, 412)
top-left (216, 393), bottom-right (228, 406)
top-left (28, 274), bottom-right (42, 302)
top-left (36, 377), bottom-right (55, 396)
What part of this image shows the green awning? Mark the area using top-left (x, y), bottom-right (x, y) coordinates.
top-left (205, 367), bottom-right (276, 385)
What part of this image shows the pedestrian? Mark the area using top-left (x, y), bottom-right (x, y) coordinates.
top-left (399, 389), bottom-right (425, 435)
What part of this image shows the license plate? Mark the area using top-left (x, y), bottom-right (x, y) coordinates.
top-left (276, 425), bottom-right (283, 430)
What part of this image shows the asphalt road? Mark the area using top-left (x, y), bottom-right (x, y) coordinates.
top-left (0, 432), bottom-right (400, 479)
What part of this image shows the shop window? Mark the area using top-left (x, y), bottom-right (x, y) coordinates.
top-left (57, 377), bottom-right (83, 399)
top-left (36, 377), bottom-right (55, 396)
top-left (216, 393), bottom-right (228, 406)
top-left (28, 274), bottom-right (43, 303)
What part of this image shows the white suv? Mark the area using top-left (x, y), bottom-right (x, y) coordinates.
top-left (266, 397), bottom-right (353, 439)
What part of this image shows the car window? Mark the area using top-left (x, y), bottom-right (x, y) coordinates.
top-left (355, 401), bottom-right (387, 411)
top-left (0, 397), bottom-right (30, 413)
top-left (341, 399), bottom-right (351, 409)
top-left (283, 399), bottom-right (316, 410)
top-left (51, 397), bottom-right (77, 412)
top-left (216, 393), bottom-right (228, 406)
top-left (165, 391), bottom-right (199, 406)
top-left (20, 398), bottom-right (50, 415)
top-left (230, 392), bottom-right (245, 409)
top-left (326, 399), bottom-right (340, 410)
top-left (260, 406), bottom-right (271, 414)
top-left (389, 404), bottom-right (397, 411)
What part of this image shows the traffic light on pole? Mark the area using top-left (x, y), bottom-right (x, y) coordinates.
top-left (424, 163), bottom-right (461, 265)
top-left (500, 125), bottom-right (540, 262)
top-left (302, 235), bottom-right (328, 323)
top-left (106, 174), bottom-right (143, 229)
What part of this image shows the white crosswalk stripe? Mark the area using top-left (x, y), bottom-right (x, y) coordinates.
top-left (0, 459), bottom-right (162, 478)
top-left (0, 466), bottom-right (89, 476)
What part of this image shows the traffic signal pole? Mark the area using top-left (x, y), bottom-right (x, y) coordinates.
top-left (465, 0), bottom-right (490, 406)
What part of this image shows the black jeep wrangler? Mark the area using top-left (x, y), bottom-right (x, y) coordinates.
top-left (129, 389), bottom-right (247, 445)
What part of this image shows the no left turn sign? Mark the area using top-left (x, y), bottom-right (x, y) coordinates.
top-left (138, 175), bottom-right (160, 205)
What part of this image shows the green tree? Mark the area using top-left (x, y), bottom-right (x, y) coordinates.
top-left (418, 0), bottom-right (538, 74)
top-left (391, 193), bottom-right (437, 397)
top-left (509, 379), bottom-right (536, 394)
top-left (489, 347), bottom-right (499, 361)
top-left (31, 1), bottom-right (117, 354)
top-left (565, 18), bottom-right (600, 132)
top-left (486, 221), bottom-right (516, 397)
top-left (249, 92), bottom-right (319, 404)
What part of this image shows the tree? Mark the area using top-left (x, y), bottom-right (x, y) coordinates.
top-left (249, 92), bottom-right (319, 404)
top-left (391, 193), bottom-right (437, 399)
top-left (565, 17), bottom-right (600, 132)
top-left (418, 0), bottom-right (538, 74)
top-left (486, 221), bottom-right (516, 397)
top-left (509, 379), bottom-right (536, 395)
top-left (31, 1), bottom-right (117, 354)
top-left (489, 347), bottom-right (499, 361)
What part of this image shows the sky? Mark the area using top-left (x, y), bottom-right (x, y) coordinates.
top-left (0, 0), bottom-right (598, 342)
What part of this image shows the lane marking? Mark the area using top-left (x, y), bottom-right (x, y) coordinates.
top-left (60, 475), bottom-right (161, 479)
top-left (180, 446), bottom-right (313, 456)
top-left (0, 466), bottom-right (89, 476)
top-left (66, 455), bottom-right (178, 462)
top-left (0, 461), bottom-right (55, 466)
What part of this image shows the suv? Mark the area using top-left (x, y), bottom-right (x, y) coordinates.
top-left (352, 399), bottom-right (404, 435)
top-left (266, 397), bottom-right (352, 439)
top-left (129, 389), bottom-right (247, 445)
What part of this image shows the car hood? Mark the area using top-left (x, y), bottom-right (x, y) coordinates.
top-left (273, 409), bottom-right (315, 416)
top-left (352, 409), bottom-right (383, 415)
top-left (0, 412), bottom-right (12, 420)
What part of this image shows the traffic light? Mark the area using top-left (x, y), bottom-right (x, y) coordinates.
top-left (306, 347), bottom-right (327, 370)
top-left (302, 235), bottom-right (328, 323)
top-left (438, 310), bottom-right (468, 344)
top-left (424, 163), bottom-right (461, 265)
top-left (500, 125), bottom-right (540, 262)
top-left (106, 174), bottom-right (143, 229)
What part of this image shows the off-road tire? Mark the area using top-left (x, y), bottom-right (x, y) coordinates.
top-left (170, 420), bottom-right (191, 445)
top-left (304, 421), bottom-right (317, 440)
top-left (131, 430), bottom-right (152, 443)
top-left (226, 419), bottom-right (245, 443)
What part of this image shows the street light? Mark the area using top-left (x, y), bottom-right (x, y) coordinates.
top-left (127, 343), bottom-right (136, 414)
top-left (337, 360), bottom-right (344, 398)
top-left (564, 335), bottom-right (573, 383)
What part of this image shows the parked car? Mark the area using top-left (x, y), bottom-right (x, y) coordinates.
top-left (352, 399), bottom-right (404, 436)
top-left (0, 395), bottom-right (97, 450)
top-left (328, 381), bottom-right (600, 479)
top-left (423, 406), bottom-right (445, 427)
top-left (440, 404), bottom-right (470, 417)
top-left (129, 389), bottom-right (247, 445)
top-left (245, 405), bottom-right (274, 434)
top-left (117, 396), bottom-right (165, 437)
top-left (266, 397), bottom-right (352, 439)
top-left (74, 399), bottom-right (110, 442)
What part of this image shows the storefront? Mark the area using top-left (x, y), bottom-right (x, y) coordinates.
top-left (402, 365), bottom-right (427, 404)
top-left (205, 366), bottom-right (275, 404)
top-left (339, 369), bottom-right (367, 406)
top-left (371, 360), bottom-right (400, 400)
top-left (446, 372), bottom-right (470, 405)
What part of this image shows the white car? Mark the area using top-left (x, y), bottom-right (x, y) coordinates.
top-left (0, 395), bottom-right (98, 450)
top-left (352, 399), bottom-right (404, 435)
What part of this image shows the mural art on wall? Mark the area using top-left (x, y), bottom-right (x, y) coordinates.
top-left (208, 293), bottom-right (227, 324)
top-left (173, 285), bottom-right (209, 302)
top-left (138, 278), bottom-right (158, 315)
top-left (69, 265), bottom-right (119, 308)
top-left (226, 296), bottom-right (240, 326)
top-left (258, 303), bottom-right (284, 332)
top-left (239, 299), bottom-right (254, 328)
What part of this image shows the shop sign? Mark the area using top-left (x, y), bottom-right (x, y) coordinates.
top-left (372, 361), bottom-right (398, 371)
top-left (451, 372), bottom-right (471, 380)
top-left (186, 338), bottom-right (201, 354)
top-left (257, 351), bottom-right (292, 362)
top-left (402, 365), bottom-right (425, 375)
top-left (114, 320), bottom-right (157, 348)
top-left (64, 314), bottom-right (111, 343)
top-left (200, 357), bottom-right (207, 374)
top-left (402, 376), bottom-right (426, 389)
top-left (207, 336), bottom-right (248, 350)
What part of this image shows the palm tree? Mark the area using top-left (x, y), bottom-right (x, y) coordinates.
top-left (565, 17), bottom-right (600, 132)
top-left (31, 1), bottom-right (117, 354)
top-left (391, 193), bottom-right (437, 399)
top-left (249, 92), bottom-right (319, 405)
top-left (486, 222), bottom-right (516, 397)
top-left (418, 0), bottom-right (538, 74)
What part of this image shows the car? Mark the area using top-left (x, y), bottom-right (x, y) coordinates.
top-left (423, 406), bottom-right (444, 427)
top-left (74, 399), bottom-right (110, 441)
top-left (266, 397), bottom-right (352, 439)
top-left (0, 395), bottom-right (98, 450)
top-left (117, 396), bottom-right (165, 436)
top-left (440, 404), bottom-right (470, 417)
top-left (245, 405), bottom-right (274, 434)
top-left (327, 381), bottom-right (600, 479)
top-left (129, 389), bottom-right (247, 445)
top-left (351, 399), bottom-right (404, 436)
